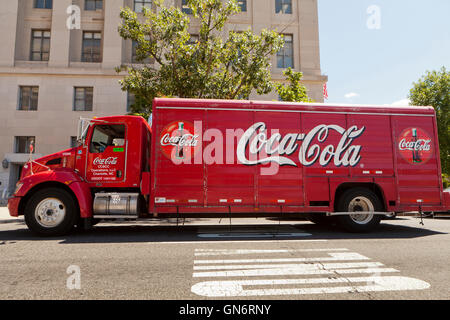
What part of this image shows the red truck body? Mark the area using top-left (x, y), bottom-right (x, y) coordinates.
top-left (8, 98), bottom-right (450, 235)
top-left (149, 98), bottom-right (448, 214)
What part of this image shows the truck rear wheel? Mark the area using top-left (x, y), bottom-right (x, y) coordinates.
top-left (335, 188), bottom-right (382, 233)
top-left (24, 188), bottom-right (78, 236)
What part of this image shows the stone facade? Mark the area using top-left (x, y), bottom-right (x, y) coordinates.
top-left (0, 0), bottom-right (327, 199)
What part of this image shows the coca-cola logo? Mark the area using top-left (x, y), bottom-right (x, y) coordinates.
top-left (237, 123), bottom-right (365, 167)
top-left (160, 120), bottom-right (199, 160)
top-left (159, 120), bottom-right (365, 169)
top-left (93, 157), bottom-right (118, 166)
top-left (398, 128), bottom-right (432, 164)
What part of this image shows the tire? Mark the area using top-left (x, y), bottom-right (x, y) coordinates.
top-left (24, 188), bottom-right (78, 236)
top-left (335, 188), bottom-right (383, 233)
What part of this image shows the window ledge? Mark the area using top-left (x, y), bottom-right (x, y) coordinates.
top-left (70, 62), bottom-right (103, 68)
top-left (4, 153), bottom-right (44, 164)
top-left (15, 60), bottom-right (49, 68)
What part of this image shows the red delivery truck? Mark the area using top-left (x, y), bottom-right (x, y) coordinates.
top-left (7, 98), bottom-right (450, 236)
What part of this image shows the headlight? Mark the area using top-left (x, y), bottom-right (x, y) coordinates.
top-left (14, 182), bottom-right (23, 194)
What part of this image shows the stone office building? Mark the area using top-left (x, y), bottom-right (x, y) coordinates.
top-left (0, 0), bottom-right (327, 200)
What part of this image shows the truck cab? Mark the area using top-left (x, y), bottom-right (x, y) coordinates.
top-left (7, 116), bottom-right (152, 236)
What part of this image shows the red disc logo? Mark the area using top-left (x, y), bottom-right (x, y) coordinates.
top-left (398, 128), bottom-right (433, 164)
top-left (159, 121), bottom-right (200, 161)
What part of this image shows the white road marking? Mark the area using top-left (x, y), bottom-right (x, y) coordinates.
top-left (147, 239), bottom-right (328, 245)
top-left (190, 247), bottom-right (431, 297)
top-left (197, 232), bottom-right (312, 238)
top-left (194, 248), bottom-right (349, 256)
top-left (191, 276), bottom-right (431, 297)
top-left (194, 261), bottom-right (384, 270)
top-left (194, 252), bottom-right (370, 264)
top-left (193, 267), bottom-right (398, 278)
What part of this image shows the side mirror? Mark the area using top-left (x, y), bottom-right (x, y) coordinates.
top-left (77, 118), bottom-right (91, 143)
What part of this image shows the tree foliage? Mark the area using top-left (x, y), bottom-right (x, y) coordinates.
top-left (409, 67), bottom-right (449, 174)
top-left (118, 0), bottom-right (284, 116)
top-left (275, 67), bottom-right (313, 102)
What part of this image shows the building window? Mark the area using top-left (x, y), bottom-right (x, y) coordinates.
top-left (134, 0), bottom-right (152, 13)
top-left (15, 137), bottom-right (35, 154)
top-left (34, 0), bottom-right (53, 9)
top-left (132, 39), bottom-right (152, 64)
top-left (127, 92), bottom-right (135, 112)
top-left (187, 34), bottom-right (199, 45)
top-left (85, 0), bottom-right (103, 11)
top-left (71, 137), bottom-right (80, 148)
top-left (74, 87), bottom-right (94, 111)
top-left (277, 34), bottom-right (293, 68)
top-left (82, 32), bottom-right (102, 62)
top-left (30, 30), bottom-right (51, 61)
top-left (275, 0), bottom-right (292, 14)
top-left (18, 86), bottom-right (39, 111)
top-left (181, 0), bottom-right (192, 14)
top-left (237, 0), bottom-right (247, 12)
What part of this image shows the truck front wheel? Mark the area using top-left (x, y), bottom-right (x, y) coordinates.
top-left (335, 188), bottom-right (382, 233)
top-left (24, 188), bottom-right (78, 236)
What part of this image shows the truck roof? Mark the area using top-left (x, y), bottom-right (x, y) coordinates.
top-left (94, 115), bottom-right (151, 130)
top-left (153, 98), bottom-right (435, 117)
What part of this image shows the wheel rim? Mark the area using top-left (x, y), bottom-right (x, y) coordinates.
top-left (35, 198), bottom-right (66, 228)
top-left (348, 196), bottom-right (374, 225)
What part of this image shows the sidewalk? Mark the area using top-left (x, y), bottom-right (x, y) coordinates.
top-left (0, 206), bottom-right (16, 221)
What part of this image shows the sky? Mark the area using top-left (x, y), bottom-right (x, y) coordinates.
top-left (317, 0), bottom-right (450, 105)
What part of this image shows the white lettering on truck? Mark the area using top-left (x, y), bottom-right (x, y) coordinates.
top-left (237, 122), bottom-right (365, 167)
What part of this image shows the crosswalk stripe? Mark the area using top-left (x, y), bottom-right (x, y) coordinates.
top-left (194, 248), bottom-right (349, 256)
top-left (194, 252), bottom-right (370, 264)
top-left (193, 261), bottom-right (384, 270)
top-left (191, 276), bottom-right (431, 297)
top-left (193, 267), bottom-right (398, 278)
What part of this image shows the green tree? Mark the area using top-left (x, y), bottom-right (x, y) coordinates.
top-left (275, 67), bottom-right (313, 102)
top-left (409, 67), bottom-right (449, 174)
top-left (118, 0), bottom-right (284, 117)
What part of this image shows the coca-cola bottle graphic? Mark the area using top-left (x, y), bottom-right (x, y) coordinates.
top-left (412, 128), bottom-right (421, 163)
top-left (175, 122), bottom-right (185, 159)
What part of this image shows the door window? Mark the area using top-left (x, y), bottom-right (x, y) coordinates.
top-left (90, 124), bottom-right (125, 153)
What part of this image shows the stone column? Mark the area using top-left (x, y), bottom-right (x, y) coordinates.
top-left (49, 0), bottom-right (72, 68)
top-left (102, 0), bottom-right (124, 69)
top-left (297, 0), bottom-right (321, 76)
top-left (252, 0), bottom-right (272, 34)
top-left (0, 0), bottom-right (19, 66)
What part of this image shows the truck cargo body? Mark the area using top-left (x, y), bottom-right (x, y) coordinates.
top-left (150, 98), bottom-right (446, 215)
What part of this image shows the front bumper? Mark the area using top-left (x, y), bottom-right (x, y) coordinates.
top-left (7, 196), bottom-right (21, 217)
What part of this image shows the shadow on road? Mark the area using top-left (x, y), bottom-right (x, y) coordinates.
top-left (0, 218), bottom-right (447, 244)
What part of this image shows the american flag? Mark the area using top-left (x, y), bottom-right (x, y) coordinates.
top-left (29, 140), bottom-right (34, 154)
top-left (323, 83), bottom-right (328, 100)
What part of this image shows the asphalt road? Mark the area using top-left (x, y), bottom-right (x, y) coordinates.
top-left (0, 208), bottom-right (449, 300)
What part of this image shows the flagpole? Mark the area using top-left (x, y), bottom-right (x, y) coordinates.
top-left (29, 139), bottom-right (34, 175)
top-left (323, 83), bottom-right (329, 100)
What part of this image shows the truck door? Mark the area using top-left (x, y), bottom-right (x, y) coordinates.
top-left (393, 116), bottom-right (441, 206)
top-left (86, 124), bottom-right (127, 183)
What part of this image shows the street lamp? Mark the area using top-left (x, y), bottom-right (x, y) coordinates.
top-left (2, 159), bottom-right (9, 169)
